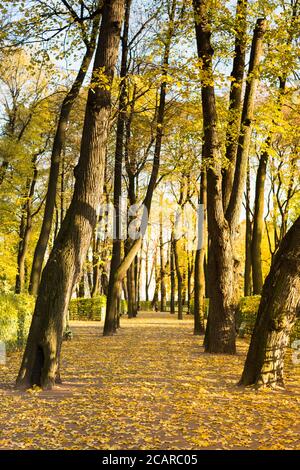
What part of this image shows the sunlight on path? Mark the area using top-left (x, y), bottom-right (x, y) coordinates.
top-left (0, 312), bottom-right (299, 449)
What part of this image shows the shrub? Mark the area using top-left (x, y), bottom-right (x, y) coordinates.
top-left (0, 293), bottom-right (34, 350)
top-left (69, 295), bottom-right (106, 321)
top-left (139, 300), bottom-right (152, 311)
top-left (236, 296), bottom-right (261, 337)
top-left (236, 295), bottom-right (300, 345)
top-left (120, 299), bottom-right (127, 315)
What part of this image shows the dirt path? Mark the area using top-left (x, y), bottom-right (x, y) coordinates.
top-left (0, 312), bottom-right (299, 449)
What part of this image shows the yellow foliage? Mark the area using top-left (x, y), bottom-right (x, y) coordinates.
top-left (0, 313), bottom-right (299, 450)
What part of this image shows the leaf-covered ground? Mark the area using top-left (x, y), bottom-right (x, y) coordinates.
top-left (0, 312), bottom-right (299, 450)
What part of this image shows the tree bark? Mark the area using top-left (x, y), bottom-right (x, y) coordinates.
top-left (78, 272), bottom-right (85, 298)
top-left (244, 159), bottom-right (252, 296)
top-left (106, 0), bottom-right (132, 327)
top-left (29, 14), bottom-right (101, 296)
top-left (187, 252), bottom-right (193, 315)
top-left (194, 0), bottom-right (237, 353)
top-left (239, 216), bottom-right (300, 388)
top-left (91, 229), bottom-right (101, 297)
top-left (194, 169), bottom-right (207, 334)
top-left (226, 18), bottom-right (267, 232)
top-left (15, 158), bottom-right (38, 293)
top-left (127, 263), bottom-right (136, 318)
top-left (251, 149), bottom-right (267, 294)
top-left (159, 196), bottom-right (166, 312)
top-left (251, 72), bottom-right (288, 294)
top-left (103, 0), bottom-right (176, 335)
top-left (145, 241), bottom-right (150, 302)
top-left (16, 0), bottom-right (124, 390)
top-left (194, 1), bottom-right (266, 353)
top-left (170, 237), bottom-right (176, 314)
top-left (222, 0), bottom-right (248, 211)
top-left (151, 252), bottom-right (159, 309)
top-left (173, 238), bottom-right (183, 320)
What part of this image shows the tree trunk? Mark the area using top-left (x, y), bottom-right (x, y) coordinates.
top-left (103, 0), bottom-right (176, 335)
top-left (194, 0), bottom-right (237, 353)
top-left (194, 169), bottom-right (207, 335)
top-left (145, 242), bottom-right (149, 302)
top-left (239, 216), bottom-right (300, 388)
top-left (251, 149), bottom-right (267, 294)
top-left (16, 0), bottom-right (124, 390)
top-left (159, 197), bottom-right (166, 312)
top-left (78, 272), bottom-right (85, 298)
top-left (136, 246), bottom-right (142, 308)
top-left (194, 1), bottom-right (266, 353)
top-left (15, 159), bottom-right (38, 293)
top-left (182, 258), bottom-right (186, 307)
top-left (244, 159), bottom-right (252, 296)
top-left (173, 238), bottom-right (183, 320)
top-left (226, 18), bottom-right (267, 232)
top-left (127, 263), bottom-right (136, 318)
top-left (151, 251), bottom-right (159, 309)
top-left (187, 253), bottom-right (193, 315)
top-left (170, 238), bottom-right (176, 314)
top-left (91, 230), bottom-right (101, 297)
top-left (29, 16), bottom-right (100, 296)
top-left (222, 0), bottom-right (248, 211)
top-left (106, 0), bottom-right (132, 328)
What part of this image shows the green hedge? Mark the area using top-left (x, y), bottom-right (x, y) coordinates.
top-left (139, 300), bottom-right (152, 311)
top-left (236, 296), bottom-right (261, 337)
top-left (120, 299), bottom-right (127, 315)
top-left (69, 296), bottom-right (106, 321)
top-left (237, 295), bottom-right (300, 344)
top-left (0, 293), bottom-right (34, 351)
top-left (69, 296), bottom-right (127, 320)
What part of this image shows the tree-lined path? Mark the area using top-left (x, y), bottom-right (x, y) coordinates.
top-left (0, 312), bottom-right (299, 450)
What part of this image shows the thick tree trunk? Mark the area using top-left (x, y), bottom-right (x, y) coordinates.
top-left (29, 18), bottom-right (100, 296)
top-left (194, 0), bottom-right (237, 353)
top-left (16, 0), bottom-right (124, 390)
top-left (194, 1), bottom-right (266, 353)
top-left (239, 216), bottom-right (300, 388)
top-left (204, 216), bottom-right (237, 353)
top-left (106, 0), bottom-right (131, 327)
top-left (194, 169), bottom-right (207, 335)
